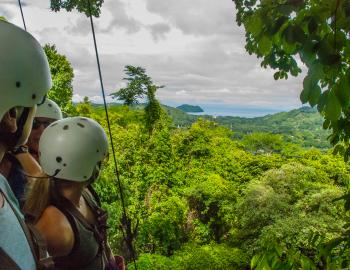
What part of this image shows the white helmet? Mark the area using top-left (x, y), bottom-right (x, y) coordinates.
top-left (0, 21), bottom-right (52, 120)
top-left (39, 117), bottom-right (109, 182)
top-left (36, 99), bottom-right (62, 120)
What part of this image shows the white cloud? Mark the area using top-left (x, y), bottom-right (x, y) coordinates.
top-left (72, 94), bottom-right (84, 103)
top-left (72, 94), bottom-right (114, 104)
top-left (1, 0), bottom-right (305, 114)
top-left (175, 90), bottom-right (187, 96)
top-left (89, 95), bottom-right (115, 104)
top-left (217, 88), bottom-right (231, 94)
top-left (145, 0), bottom-right (236, 36)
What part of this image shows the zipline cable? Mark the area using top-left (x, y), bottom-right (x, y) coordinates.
top-left (17, 0), bottom-right (27, 31)
top-left (86, 1), bottom-right (138, 268)
top-left (85, 0), bottom-right (127, 220)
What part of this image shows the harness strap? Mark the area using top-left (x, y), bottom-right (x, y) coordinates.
top-left (82, 189), bottom-right (109, 246)
top-left (87, 184), bottom-right (102, 206)
top-left (26, 224), bottom-right (54, 269)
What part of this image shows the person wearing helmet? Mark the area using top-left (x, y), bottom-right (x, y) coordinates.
top-left (0, 99), bottom-right (62, 204)
top-left (24, 117), bottom-right (124, 270)
top-left (27, 98), bottom-right (63, 161)
top-left (0, 21), bottom-right (51, 269)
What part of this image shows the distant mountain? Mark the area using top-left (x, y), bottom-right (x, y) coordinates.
top-left (176, 104), bottom-right (204, 113)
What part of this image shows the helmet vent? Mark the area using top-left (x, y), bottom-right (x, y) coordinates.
top-left (77, 123), bottom-right (85, 128)
top-left (32, 94), bottom-right (36, 99)
top-left (63, 125), bottom-right (69, 130)
top-left (48, 103), bottom-right (52, 107)
top-left (56, 157), bottom-right (62, 163)
top-left (16, 81), bottom-right (21, 88)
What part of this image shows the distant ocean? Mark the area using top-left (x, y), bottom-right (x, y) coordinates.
top-left (166, 103), bottom-right (296, 118)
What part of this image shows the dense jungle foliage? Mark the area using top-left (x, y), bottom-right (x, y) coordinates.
top-left (71, 101), bottom-right (350, 269)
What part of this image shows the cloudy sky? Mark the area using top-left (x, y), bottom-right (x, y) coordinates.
top-left (1, 0), bottom-right (304, 116)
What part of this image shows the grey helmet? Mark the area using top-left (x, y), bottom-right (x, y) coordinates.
top-left (39, 117), bottom-right (109, 182)
top-left (0, 21), bottom-right (52, 120)
top-left (36, 99), bottom-right (62, 120)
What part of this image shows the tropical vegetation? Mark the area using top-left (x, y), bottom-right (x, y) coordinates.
top-left (39, 0), bottom-right (350, 267)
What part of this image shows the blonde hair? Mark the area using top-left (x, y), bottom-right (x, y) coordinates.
top-left (24, 176), bottom-right (83, 223)
top-left (24, 176), bottom-right (51, 222)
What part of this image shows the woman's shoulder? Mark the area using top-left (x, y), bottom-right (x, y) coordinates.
top-left (39, 205), bottom-right (70, 225)
top-left (35, 205), bottom-right (75, 257)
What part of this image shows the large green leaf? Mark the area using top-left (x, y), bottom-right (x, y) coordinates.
top-left (325, 91), bottom-right (342, 121)
top-left (245, 14), bottom-right (263, 37)
top-left (334, 78), bottom-right (350, 109)
top-left (282, 25), bottom-right (295, 44)
top-left (308, 84), bottom-right (321, 107)
top-left (317, 90), bottom-right (329, 113)
top-left (308, 60), bottom-right (324, 81)
top-left (259, 35), bottom-right (273, 55)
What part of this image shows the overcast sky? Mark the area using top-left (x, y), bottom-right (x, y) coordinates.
top-left (1, 0), bottom-right (304, 114)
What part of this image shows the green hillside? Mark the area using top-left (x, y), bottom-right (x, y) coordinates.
top-left (164, 106), bottom-right (330, 149)
top-left (91, 104), bottom-right (330, 148)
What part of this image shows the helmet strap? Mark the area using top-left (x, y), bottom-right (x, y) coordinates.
top-left (37, 94), bottom-right (47, 106)
top-left (89, 162), bottom-right (102, 184)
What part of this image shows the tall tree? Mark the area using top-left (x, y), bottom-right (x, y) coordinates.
top-left (232, 0), bottom-right (350, 159)
top-left (111, 65), bottom-right (164, 135)
top-left (44, 44), bottom-right (74, 112)
top-left (144, 85), bottom-right (162, 136)
top-left (112, 66), bottom-right (151, 106)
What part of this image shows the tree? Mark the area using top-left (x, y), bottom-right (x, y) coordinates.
top-left (111, 65), bottom-right (164, 135)
top-left (144, 85), bottom-right (162, 136)
top-left (242, 132), bottom-right (284, 153)
top-left (44, 44), bottom-right (74, 113)
top-left (75, 96), bottom-right (93, 117)
top-left (50, 0), bottom-right (103, 17)
top-left (232, 0), bottom-right (350, 159)
top-left (112, 66), bottom-right (151, 106)
top-left (236, 163), bottom-right (346, 267)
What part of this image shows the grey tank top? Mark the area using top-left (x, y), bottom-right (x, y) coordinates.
top-left (52, 191), bottom-right (108, 270)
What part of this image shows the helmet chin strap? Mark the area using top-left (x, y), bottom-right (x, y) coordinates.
top-left (0, 107), bottom-right (30, 149)
top-left (87, 163), bottom-right (102, 185)
top-left (37, 94), bottom-right (47, 106)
